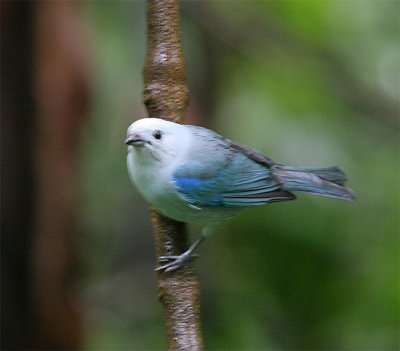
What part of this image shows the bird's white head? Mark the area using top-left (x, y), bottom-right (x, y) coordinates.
top-left (125, 118), bottom-right (188, 165)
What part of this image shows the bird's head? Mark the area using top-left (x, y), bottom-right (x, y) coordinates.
top-left (125, 118), bottom-right (188, 164)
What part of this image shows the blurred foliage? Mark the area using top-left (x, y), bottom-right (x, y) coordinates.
top-left (77, 1), bottom-right (399, 350)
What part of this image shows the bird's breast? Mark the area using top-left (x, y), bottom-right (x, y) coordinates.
top-left (127, 149), bottom-right (238, 225)
top-left (128, 151), bottom-right (173, 201)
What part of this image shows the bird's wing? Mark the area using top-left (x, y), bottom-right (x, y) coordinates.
top-left (172, 127), bottom-right (295, 207)
top-left (227, 139), bottom-right (277, 167)
top-left (222, 154), bottom-right (295, 206)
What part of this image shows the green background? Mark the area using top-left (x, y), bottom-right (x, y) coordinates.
top-left (77, 1), bottom-right (399, 350)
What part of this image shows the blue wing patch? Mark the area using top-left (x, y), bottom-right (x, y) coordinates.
top-left (173, 177), bottom-right (223, 206)
top-left (173, 152), bottom-right (295, 208)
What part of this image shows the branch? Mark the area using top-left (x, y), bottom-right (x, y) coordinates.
top-left (143, 1), bottom-right (203, 350)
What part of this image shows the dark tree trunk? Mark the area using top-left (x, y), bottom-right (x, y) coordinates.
top-left (1, 2), bottom-right (35, 348)
top-left (1, 1), bottom-right (89, 349)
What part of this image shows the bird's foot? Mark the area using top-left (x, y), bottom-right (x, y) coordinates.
top-left (155, 252), bottom-right (200, 273)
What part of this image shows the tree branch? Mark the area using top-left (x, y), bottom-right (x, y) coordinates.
top-left (143, 1), bottom-right (203, 350)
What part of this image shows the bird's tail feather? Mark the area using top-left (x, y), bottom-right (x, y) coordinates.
top-left (274, 166), bottom-right (356, 201)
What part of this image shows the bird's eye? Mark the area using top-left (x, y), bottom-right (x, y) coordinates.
top-left (153, 130), bottom-right (162, 140)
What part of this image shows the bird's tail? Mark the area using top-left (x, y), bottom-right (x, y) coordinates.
top-left (274, 165), bottom-right (356, 201)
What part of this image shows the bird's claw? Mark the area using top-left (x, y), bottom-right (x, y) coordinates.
top-left (156, 253), bottom-right (200, 272)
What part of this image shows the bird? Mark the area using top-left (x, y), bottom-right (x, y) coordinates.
top-left (125, 117), bottom-right (356, 272)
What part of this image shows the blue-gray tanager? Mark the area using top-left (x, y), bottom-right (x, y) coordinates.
top-left (125, 117), bottom-right (355, 272)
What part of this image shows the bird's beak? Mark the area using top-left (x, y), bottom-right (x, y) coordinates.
top-left (125, 134), bottom-right (148, 147)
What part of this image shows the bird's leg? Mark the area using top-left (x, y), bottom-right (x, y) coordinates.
top-left (156, 236), bottom-right (204, 272)
top-left (156, 227), bottom-right (212, 272)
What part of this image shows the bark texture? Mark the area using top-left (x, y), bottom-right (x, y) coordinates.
top-left (143, 1), bottom-right (203, 350)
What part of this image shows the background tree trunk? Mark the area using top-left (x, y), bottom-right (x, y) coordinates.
top-left (1, 3), bottom-right (35, 348)
top-left (1, 1), bottom-right (89, 349)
